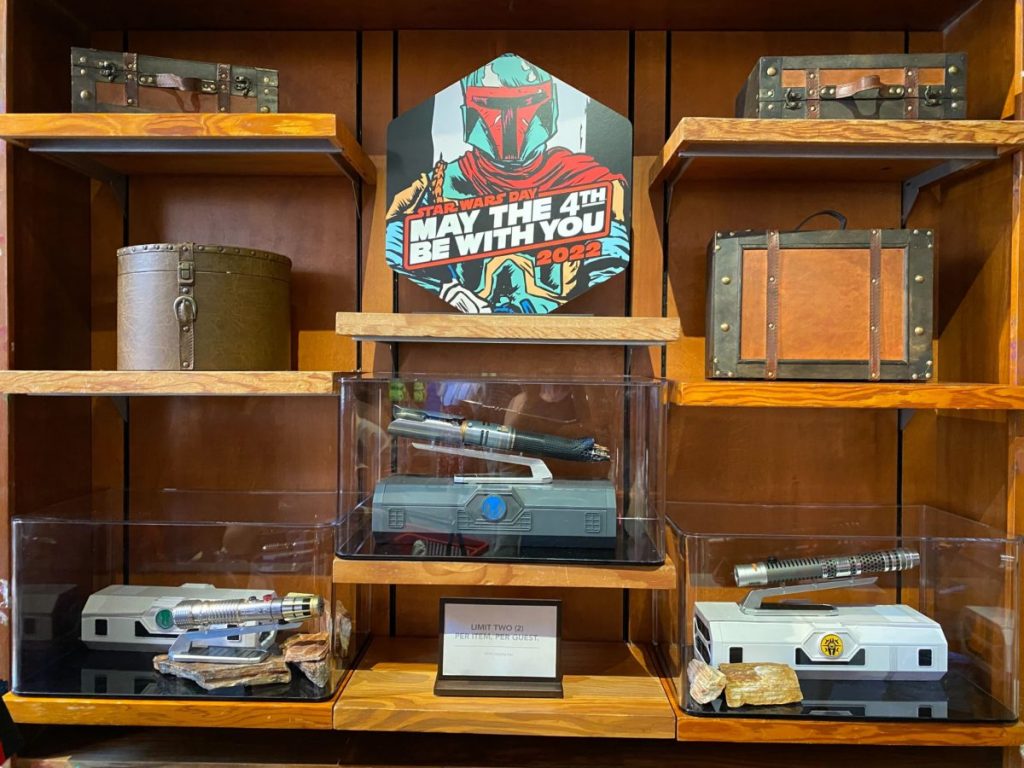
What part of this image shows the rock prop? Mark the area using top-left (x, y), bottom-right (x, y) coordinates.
top-left (282, 632), bottom-right (331, 688)
top-left (153, 653), bottom-right (291, 691)
top-left (687, 658), bottom-right (727, 705)
top-left (719, 662), bottom-right (803, 708)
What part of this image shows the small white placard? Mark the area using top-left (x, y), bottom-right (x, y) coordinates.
top-left (440, 600), bottom-right (560, 679)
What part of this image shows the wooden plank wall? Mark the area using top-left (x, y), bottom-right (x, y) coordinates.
top-left (1, 2), bottom-right (1023, 764)
top-left (664, 31), bottom-right (906, 514)
top-left (120, 30), bottom-right (357, 503)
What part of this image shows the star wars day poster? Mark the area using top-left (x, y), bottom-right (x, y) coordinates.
top-left (386, 53), bottom-right (633, 314)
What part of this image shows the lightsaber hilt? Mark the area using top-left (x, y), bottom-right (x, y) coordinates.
top-left (388, 405), bottom-right (610, 462)
top-left (733, 548), bottom-right (919, 588)
top-left (171, 593), bottom-right (323, 630)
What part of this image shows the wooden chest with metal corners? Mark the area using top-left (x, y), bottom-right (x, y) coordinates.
top-left (736, 53), bottom-right (966, 119)
top-left (72, 47), bottom-right (278, 113)
top-left (706, 214), bottom-right (934, 381)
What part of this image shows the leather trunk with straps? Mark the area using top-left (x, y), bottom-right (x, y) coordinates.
top-left (72, 47), bottom-right (278, 113)
top-left (706, 213), bottom-right (934, 381)
top-left (117, 243), bottom-right (291, 371)
top-left (736, 53), bottom-right (966, 119)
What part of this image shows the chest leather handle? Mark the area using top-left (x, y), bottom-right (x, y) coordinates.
top-left (832, 75), bottom-right (884, 99)
top-left (793, 209), bottom-right (848, 232)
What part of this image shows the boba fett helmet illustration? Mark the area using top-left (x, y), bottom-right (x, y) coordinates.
top-left (461, 54), bottom-right (558, 163)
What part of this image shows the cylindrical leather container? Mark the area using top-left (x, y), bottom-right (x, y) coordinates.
top-left (117, 242), bottom-right (291, 370)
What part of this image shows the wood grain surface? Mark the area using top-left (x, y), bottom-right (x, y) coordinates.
top-left (911, 158), bottom-right (1014, 385)
top-left (0, 112), bottom-right (374, 182)
top-left (942, 0), bottom-right (1021, 120)
top-left (672, 382), bottom-right (1024, 409)
top-left (652, 118), bottom-right (1024, 187)
top-left (334, 637), bottom-right (676, 738)
top-left (676, 711), bottom-right (1024, 746)
top-left (3, 689), bottom-right (339, 729)
top-left (334, 557), bottom-right (675, 588)
top-left (0, 370), bottom-right (338, 394)
top-left (667, 408), bottom-right (898, 504)
top-left (3, 5), bottom-right (1024, 764)
top-left (336, 313), bottom-right (680, 344)
top-left (0, 112), bottom-right (338, 138)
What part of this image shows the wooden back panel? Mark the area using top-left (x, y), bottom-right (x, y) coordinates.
top-left (0, 5), bottom-right (1020, 739)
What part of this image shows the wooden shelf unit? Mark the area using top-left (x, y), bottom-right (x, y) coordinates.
top-left (650, 118), bottom-right (1024, 187)
top-left (334, 557), bottom-right (676, 589)
top-left (0, 370), bottom-right (339, 395)
top-left (336, 312), bottom-right (681, 345)
top-left (0, 113), bottom-right (375, 182)
top-left (2, 688), bottom-right (339, 729)
top-left (333, 637), bottom-right (676, 738)
top-left (654, 623), bottom-right (1024, 747)
top-left (2, 0), bottom-right (1022, 763)
top-left (671, 382), bottom-right (1024, 410)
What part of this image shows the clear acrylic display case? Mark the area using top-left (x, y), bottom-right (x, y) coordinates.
top-left (661, 503), bottom-right (1020, 723)
top-left (338, 375), bottom-right (667, 564)
top-left (12, 490), bottom-right (353, 702)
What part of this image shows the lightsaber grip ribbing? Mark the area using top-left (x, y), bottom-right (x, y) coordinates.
top-left (733, 548), bottom-right (920, 587)
top-left (172, 594), bottom-right (323, 629)
top-left (506, 430), bottom-right (606, 462)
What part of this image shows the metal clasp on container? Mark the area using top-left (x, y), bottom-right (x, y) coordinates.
top-left (923, 86), bottom-right (944, 107)
top-left (233, 75), bottom-right (253, 96)
top-left (178, 261), bottom-right (195, 284)
top-left (784, 89), bottom-right (803, 109)
top-left (98, 60), bottom-right (118, 82)
top-left (172, 295), bottom-right (198, 323)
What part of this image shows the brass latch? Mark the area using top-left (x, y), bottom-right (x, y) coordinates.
top-left (923, 86), bottom-right (943, 107)
top-left (97, 60), bottom-right (117, 82)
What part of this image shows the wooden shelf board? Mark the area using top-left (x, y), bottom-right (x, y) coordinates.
top-left (655, 657), bottom-right (1024, 747)
top-left (0, 370), bottom-right (338, 395)
top-left (0, 113), bottom-right (375, 183)
top-left (333, 557), bottom-right (675, 589)
top-left (333, 637), bottom-right (676, 738)
top-left (671, 382), bottom-right (1024, 410)
top-left (336, 313), bottom-right (681, 345)
top-left (651, 118), bottom-right (1024, 187)
top-left (676, 711), bottom-right (1024, 747)
top-left (3, 688), bottom-right (339, 729)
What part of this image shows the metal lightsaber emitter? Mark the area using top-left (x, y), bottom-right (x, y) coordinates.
top-left (172, 593), bottom-right (323, 629)
top-left (388, 405), bottom-right (610, 462)
top-left (734, 548), bottom-right (920, 588)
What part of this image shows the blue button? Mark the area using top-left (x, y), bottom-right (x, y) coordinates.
top-left (481, 495), bottom-right (507, 521)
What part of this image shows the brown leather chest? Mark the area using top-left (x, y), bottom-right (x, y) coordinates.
top-left (72, 47), bottom-right (278, 113)
top-left (736, 53), bottom-right (966, 119)
top-left (117, 243), bottom-right (292, 371)
top-left (706, 224), bottom-right (934, 381)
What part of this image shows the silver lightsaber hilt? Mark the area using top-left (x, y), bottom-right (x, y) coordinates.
top-left (733, 548), bottom-right (920, 588)
top-left (388, 405), bottom-right (610, 462)
top-left (172, 593), bottom-right (324, 630)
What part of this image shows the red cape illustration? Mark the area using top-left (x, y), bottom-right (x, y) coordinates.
top-left (456, 147), bottom-right (626, 195)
